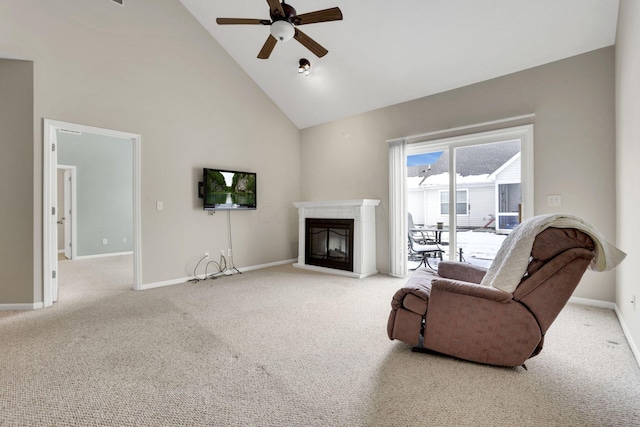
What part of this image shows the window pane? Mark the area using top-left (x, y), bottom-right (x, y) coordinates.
top-left (499, 183), bottom-right (521, 213)
top-left (456, 190), bottom-right (467, 214)
top-left (454, 140), bottom-right (520, 268)
top-left (440, 191), bottom-right (448, 214)
top-left (441, 191), bottom-right (468, 214)
top-left (499, 216), bottom-right (519, 230)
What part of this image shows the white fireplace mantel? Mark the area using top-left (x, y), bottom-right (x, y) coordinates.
top-left (293, 199), bottom-right (381, 278)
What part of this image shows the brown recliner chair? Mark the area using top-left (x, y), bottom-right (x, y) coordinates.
top-left (387, 227), bottom-right (596, 368)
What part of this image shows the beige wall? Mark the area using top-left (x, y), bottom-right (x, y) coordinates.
top-left (615, 0), bottom-right (640, 359)
top-left (301, 47), bottom-right (617, 301)
top-left (0, 0), bottom-right (300, 302)
top-left (0, 59), bottom-right (34, 304)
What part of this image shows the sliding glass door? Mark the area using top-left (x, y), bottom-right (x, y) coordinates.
top-left (405, 126), bottom-right (533, 271)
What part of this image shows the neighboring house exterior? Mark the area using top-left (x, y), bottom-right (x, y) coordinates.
top-left (408, 141), bottom-right (521, 234)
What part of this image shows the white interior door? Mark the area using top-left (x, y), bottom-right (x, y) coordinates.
top-left (63, 169), bottom-right (72, 259)
top-left (51, 134), bottom-right (59, 303)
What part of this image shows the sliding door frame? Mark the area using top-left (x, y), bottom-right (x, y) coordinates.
top-left (393, 123), bottom-right (534, 273)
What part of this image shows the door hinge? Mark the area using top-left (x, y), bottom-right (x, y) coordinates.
top-left (52, 207), bottom-right (56, 215)
top-left (52, 271), bottom-right (57, 279)
top-left (51, 143), bottom-right (56, 152)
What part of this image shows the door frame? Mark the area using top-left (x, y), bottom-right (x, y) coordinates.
top-left (57, 165), bottom-right (77, 260)
top-left (43, 119), bottom-right (142, 307)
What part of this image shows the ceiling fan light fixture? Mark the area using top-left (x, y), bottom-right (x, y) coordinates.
top-left (270, 20), bottom-right (295, 42)
top-left (298, 58), bottom-right (311, 76)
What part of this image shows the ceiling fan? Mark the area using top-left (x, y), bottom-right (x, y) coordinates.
top-left (216, 0), bottom-right (343, 59)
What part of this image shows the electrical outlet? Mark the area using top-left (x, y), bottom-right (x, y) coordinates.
top-left (228, 249), bottom-right (232, 257)
top-left (102, 238), bottom-right (108, 245)
top-left (204, 252), bottom-right (209, 258)
top-left (122, 237), bottom-right (127, 243)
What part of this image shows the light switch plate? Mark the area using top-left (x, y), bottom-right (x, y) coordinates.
top-left (547, 194), bottom-right (562, 207)
top-left (156, 201), bottom-right (164, 211)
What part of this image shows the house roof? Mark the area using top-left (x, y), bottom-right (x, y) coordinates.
top-left (408, 140), bottom-right (521, 178)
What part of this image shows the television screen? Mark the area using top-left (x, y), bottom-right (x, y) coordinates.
top-left (202, 168), bottom-right (257, 210)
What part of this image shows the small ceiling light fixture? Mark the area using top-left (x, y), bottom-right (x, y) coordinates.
top-left (270, 20), bottom-right (295, 42)
top-left (298, 58), bottom-right (311, 76)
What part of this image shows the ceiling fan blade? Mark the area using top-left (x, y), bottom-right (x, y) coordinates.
top-left (294, 7), bottom-right (343, 25)
top-left (293, 28), bottom-right (328, 58)
top-left (216, 18), bottom-right (270, 25)
top-left (257, 35), bottom-right (278, 59)
top-left (266, 0), bottom-right (285, 18)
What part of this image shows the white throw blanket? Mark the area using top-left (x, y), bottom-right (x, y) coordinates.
top-left (480, 214), bottom-right (627, 293)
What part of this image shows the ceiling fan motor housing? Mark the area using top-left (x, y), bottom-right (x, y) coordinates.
top-left (271, 3), bottom-right (297, 22)
top-left (269, 3), bottom-right (297, 41)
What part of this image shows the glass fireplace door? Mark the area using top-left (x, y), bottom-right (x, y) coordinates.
top-left (305, 218), bottom-right (354, 272)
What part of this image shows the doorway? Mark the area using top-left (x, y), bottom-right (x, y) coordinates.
top-left (57, 165), bottom-right (76, 260)
top-left (43, 120), bottom-right (142, 307)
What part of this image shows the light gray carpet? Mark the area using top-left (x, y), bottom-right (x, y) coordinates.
top-left (1, 256), bottom-right (639, 426)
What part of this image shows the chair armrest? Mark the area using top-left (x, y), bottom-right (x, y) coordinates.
top-left (431, 279), bottom-right (512, 303)
top-left (437, 261), bottom-right (488, 284)
top-left (390, 283), bottom-right (431, 311)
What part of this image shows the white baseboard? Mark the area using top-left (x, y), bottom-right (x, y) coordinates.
top-left (140, 276), bottom-right (194, 290)
top-left (237, 258), bottom-right (298, 273)
top-left (614, 305), bottom-right (640, 369)
top-left (75, 251), bottom-right (133, 260)
top-left (293, 262), bottom-right (378, 279)
top-left (139, 259), bottom-right (298, 291)
top-left (568, 296), bottom-right (616, 310)
top-left (0, 302), bottom-right (44, 311)
top-left (567, 296), bottom-right (640, 368)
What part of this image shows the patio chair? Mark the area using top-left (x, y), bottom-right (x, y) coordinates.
top-left (408, 212), bottom-right (443, 270)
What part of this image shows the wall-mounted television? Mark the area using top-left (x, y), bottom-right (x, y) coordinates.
top-left (202, 168), bottom-right (257, 211)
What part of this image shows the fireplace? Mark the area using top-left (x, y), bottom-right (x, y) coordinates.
top-left (293, 199), bottom-right (380, 278)
top-left (305, 218), bottom-right (354, 272)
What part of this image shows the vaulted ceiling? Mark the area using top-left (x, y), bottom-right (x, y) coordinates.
top-left (179, 0), bottom-right (620, 129)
